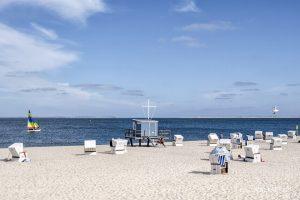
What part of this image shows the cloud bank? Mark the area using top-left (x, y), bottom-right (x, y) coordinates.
top-left (0, 0), bottom-right (108, 23)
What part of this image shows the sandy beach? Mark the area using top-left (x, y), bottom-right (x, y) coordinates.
top-left (0, 140), bottom-right (299, 200)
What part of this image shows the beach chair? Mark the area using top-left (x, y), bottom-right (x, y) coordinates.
top-left (219, 139), bottom-right (232, 151)
top-left (263, 132), bottom-right (273, 142)
top-left (230, 132), bottom-right (243, 149)
top-left (111, 139), bottom-right (128, 154)
top-left (246, 135), bottom-right (254, 145)
top-left (172, 135), bottom-right (184, 146)
top-left (254, 131), bottom-right (263, 141)
top-left (278, 134), bottom-right (288, 145)
top-left (209, 147), bottom-right (230, 174)
top-left (270, 137), bottom-right (282, 150)
top-left (8, 143), bottom-right (30, 162)
top-left (207, 133), bottom-right (219, 146)
top-left (287, 130), bottom-right (297, 140)
top-left (244, 144), bottom-right (261, 163)
top-left (84, 140), bottom-right (97, 155)
top-left (8, 143), bottom-right (24, 158)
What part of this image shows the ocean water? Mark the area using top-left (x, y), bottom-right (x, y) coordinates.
top-left (0, 118), bottom-right (299, 148)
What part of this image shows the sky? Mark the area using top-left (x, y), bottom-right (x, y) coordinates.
top-left (0, 0), bottom-right (299, 118)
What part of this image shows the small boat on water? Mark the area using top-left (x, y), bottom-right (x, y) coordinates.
top-left (27, 110), bottom-right (41, 132)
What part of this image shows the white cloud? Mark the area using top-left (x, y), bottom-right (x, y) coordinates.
top-left (0, 23), bottom-right (77, 71)
top-left (0, 22), bottom-right (90, 101)
top-left (31, 22), bottom-right (58, 40)
top-left (174, 0), bottom-right (200, 13)
top-left (171, 36), bottom-right (204, 48)
top-left (0, 0), bottom-right (107, 23)
top-left (182, 21), bottom-right (235, 32)
top-left (0, 23), bottom-right (149, 117)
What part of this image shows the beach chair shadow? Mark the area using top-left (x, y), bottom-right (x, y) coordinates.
top-left (201, 158), bottom-right (209, 161)
top-left (189, 170), bottom-right (211, 175)
top-left (98, 151), bottom-right (113, 155)
top-left (74, 153), bottom-right (88, 156)
top-left (0, 158), bottom-right (11, 162)
top-left (232, 158), bottom-right (245, 162)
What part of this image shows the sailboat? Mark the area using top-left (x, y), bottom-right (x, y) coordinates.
top-left (27, 110), bottom-right (41, 132)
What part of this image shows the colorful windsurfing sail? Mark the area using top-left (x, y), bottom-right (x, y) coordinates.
top-left (27, 110), bottom-right (41, 132)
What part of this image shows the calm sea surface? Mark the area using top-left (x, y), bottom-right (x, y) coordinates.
top-left (0, 118), bottom-right (299, 148)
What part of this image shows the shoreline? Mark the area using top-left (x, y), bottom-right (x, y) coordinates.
top-left (1, 117), bottom-right (300, 119)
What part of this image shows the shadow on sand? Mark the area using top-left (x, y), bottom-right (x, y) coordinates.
top-left (189, 170), bottom-right (211, 175)
top-left (74, 151), bottom-right (113, 156)
top-left (200, 158), bottom-right (209, 161)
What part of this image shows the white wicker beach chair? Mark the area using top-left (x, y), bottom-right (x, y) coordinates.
top-left (111, 139), bottom-right (128, 154)
top-left (246, 135), bottom-right (254, 145)
top-left (207, 133), bottom-right (219, 146)
top-left (219, 139), bottom-right (232, 151)
top-left (278, 134), bottom-right (288, 145)
top-left (270, 137), bottom-right (282, 150)
top-left (84, 140), bottom-right (97, 155)
top-left (287, 130), bottom-right (297, 139)
top-left (254, 131), bottom-right (263, 141)
top-left (230, 133), bottom-right (243, 149)
top-left (8, 143), bottom-right (24, 158)
top-left (244, 144), bottom-right (261, 163)
top-left (263, 132), bottom-right (273, 142)
top-left (8, 143), bottom-right (30, 162)
top-left (173, 135), bottom-right (184, 146)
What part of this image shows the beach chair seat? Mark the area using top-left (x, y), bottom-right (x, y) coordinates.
top-left (270, 137), bottom-right (282, 150)
top-left (173, 135), bottom-right (184, 146)
top-left (207, 133), bottom-right (219, 146)
top-left (84, 140), bottom-right (97, 155)
top-left (244, 144), bottom-right (261, 163)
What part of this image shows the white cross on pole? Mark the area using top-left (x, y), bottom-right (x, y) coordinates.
top-left (142, 99), bottom-right (156, 119)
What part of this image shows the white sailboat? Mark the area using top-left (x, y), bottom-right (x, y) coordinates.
top-left (272, 106), bottom-right (279, 117)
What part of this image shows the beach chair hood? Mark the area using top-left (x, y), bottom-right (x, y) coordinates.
top-left (210, 146), bottom-right (232, 161)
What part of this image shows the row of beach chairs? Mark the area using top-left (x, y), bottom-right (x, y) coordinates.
top-left (208, 130), bottom-right (297, 147)
top-left (84, 138), bottom-right (128, 155)
top-left (5, 135), bottom-right (185, 161)
top-left (208, 130), bottom-right (298, 174)
top-left (85, 135), bottom-right (185, 155)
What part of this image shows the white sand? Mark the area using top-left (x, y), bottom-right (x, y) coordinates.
top-left (0, 139), bottom-right (300, 200)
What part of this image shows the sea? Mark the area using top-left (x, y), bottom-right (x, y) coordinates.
top-left (0, 118), bottom-right (299, 148)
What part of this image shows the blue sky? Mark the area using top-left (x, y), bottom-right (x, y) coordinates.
top-left (0, 0), bottom-right (299, 117)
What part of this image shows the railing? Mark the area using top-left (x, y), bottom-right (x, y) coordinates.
top-left (125, 129), bottom-right (171, 139)
top-left (125, 129), bottom-right (142, 138)
top-left (158, 129), bottom-right (171, 139)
